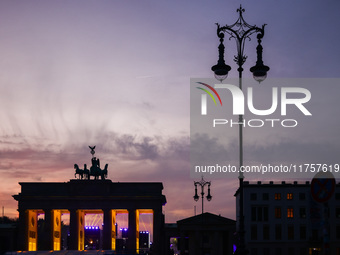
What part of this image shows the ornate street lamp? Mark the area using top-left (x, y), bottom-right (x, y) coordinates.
top-left (193, 176), bottom-right (212, 214)
top-left (211, 5), bottom-right (269, 255)
top-left (193, 177), bottom-right (212, 255)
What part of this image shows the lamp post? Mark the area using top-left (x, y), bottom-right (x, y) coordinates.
top-left (193, 176), bottom-right (212, 255)
top-left (211, 5), bottom-right (269, 255)
top-left (193, 176), bottom-right (212, 214)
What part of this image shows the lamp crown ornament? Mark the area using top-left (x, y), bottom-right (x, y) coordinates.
top-left (211, 4), bottom-right (269, 83)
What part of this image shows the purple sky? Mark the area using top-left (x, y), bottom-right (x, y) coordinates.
top-left (0, 0), bottom-right (339, 223)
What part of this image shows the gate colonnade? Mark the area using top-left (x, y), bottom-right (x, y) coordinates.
top-left (14, 180), bottom-right (166, 254)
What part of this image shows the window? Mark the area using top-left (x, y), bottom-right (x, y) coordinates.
top-left (251, 248), bottom-right (258, 255)
top-left (251, 193), bottom-right (257, 201)
top-left (287, 208), bottom-right (294, 218)
top-left (300, 225), bottom-right (306, 239)
top-left (275, 248), bottom-right (282, 255)
top-left (287, 193), bottom-right (293, 200)
top-left (275, 224), bottom-right (282, 240)
top-left (252, 206), bottom-right (268, 221)
top-left (257, 207), bottom-right (262, 221)
top-left (336, 193), bottom-right (340, 200)
top-left (312, 229), bottom-right (318, 240)
top-left (263, 207), bottom-right (268, 221)
top-left (288, 225), bottom-right (294, 240)
top-left (299, 193), bottom-right (306, 200)
top-left (251, 225), bottom-right (257, 240)
top-left (336, 208), bottom-right (340, 218)
top-left (263, 193), bottom-right (269, 200)
top-left (299, 248), bottom-right (307, 255)
top-left (275, 193), bottom-right (281, 200)
top-left (275, 207), bottom-right (282, 219)
top-left (263, 248), bottom-right (270, 255)
top-left (203, 234), bottom-right (209, 244)
top-left (263, 225), bottom-right (270, 240)
top-left (300, 207), bottom-right (306, 218)
top-left (251, 207), bottom-right (257, 221)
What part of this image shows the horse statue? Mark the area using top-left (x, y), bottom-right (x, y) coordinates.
top-left (101, 164), bottom-right (108, 180)
top-left (74, 164), bottom-right (84, 179)
top-left (83, 164), bottom-right (90, 180)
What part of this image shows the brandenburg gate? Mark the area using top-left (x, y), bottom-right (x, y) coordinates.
top-left (13, 146), bottom-right (167, 254)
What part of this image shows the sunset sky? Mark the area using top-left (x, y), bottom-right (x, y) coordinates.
top-left (0, 0), bottom-right (340, 224)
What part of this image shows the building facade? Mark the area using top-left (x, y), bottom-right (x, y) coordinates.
top-left (235, 181), bottom-right (340, 255)
top-left (164, 212), bottom-right (236, 255)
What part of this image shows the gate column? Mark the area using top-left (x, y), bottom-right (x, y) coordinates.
top-left (43, 209), bottom-right (62, 250)
top-left (153, 207), bottom-right (164, 255)
top-left (103, 209), bottom-right (116, 250)
top-left (26, 210), bottom-right (38, 251)
top-left (69, 209), bottom-right (85, 250)
top-left (127, 209), bottom-right (139, 254)
top-left (49, 209), bottom-right (61, 250)
top-left (17, 209), bottom-right (26, 251)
